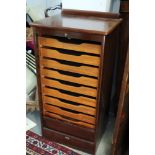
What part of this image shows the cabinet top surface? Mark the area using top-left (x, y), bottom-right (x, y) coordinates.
top-left (31, 13), bottom-right (122, 35)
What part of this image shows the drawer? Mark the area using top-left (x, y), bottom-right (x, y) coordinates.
top-left (42, 87), bottom-right (96, 107)
top-left (38, 36), bottom-right (101, 55)
top-left (41, 77), bottom-right (97, 97)
top-left (42, 127), bottom-right (95, 154)
top-left (40, 68), bottom-right (98, 88)
top-left (42, 96), bottom-right (96, 116)
top-left (44, 112), bottom-right (95, 129)
top-left (43, 116), bottom-right (95, 141)
top-left (40, 58), bottom-right (99, 77)
top-left (40, 48), bottom-right (100, 67)
top-left (43, 104), bottom-right (95, 124)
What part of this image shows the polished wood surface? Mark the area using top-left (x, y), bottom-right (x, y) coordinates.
top-left (41, 78), bottom-right (97, 97)
top-left (36, 28), bottom-right (103, 42)
top-left (40, 69), bottom-right (98, 87)
top-left (43, 104), bottom-right (95, 124)
top-left (42, 87), bottom-right (96, 107)
top-left (42, 96), bottom-right (96, 115)
top-left (40, 58), bottom-right (99, 77)
top-left (31, 14), bottom-right (122, 35)
top-left (62, 9), bottom-right (120, 19)
top-left (39, 37), bottom-right (101, 55)
top-left (44, 112), bottom-right (95, 128)
top-left (40, 48), bottom-right (100, 66)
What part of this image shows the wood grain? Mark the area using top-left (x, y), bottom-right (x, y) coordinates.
top-left (41, 69), bottom-right (98, 87)
top-left (31, 13), bottom-right (122, 35)
top-left (62, 9), bottom-right (120, 19)
top-left (44, 111), bottom-right (95, 128)
top-left (40, 48), bottom-right (100, 66)
top-left (44, 104), bottom-right (95, 124)
top-left (39, 37), bottom-right (101, 55)
top-left (40, 58), bottom-right (99, 77)
top-left (42, 87), bottom-right (96, 107)
top-left (43, 96), bottom-right (96, 115)
top-left (41, 78), bottom-right (97, 97)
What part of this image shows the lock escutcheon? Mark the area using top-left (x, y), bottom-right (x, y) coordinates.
top-left (65, 136), bottom-right (70, 140)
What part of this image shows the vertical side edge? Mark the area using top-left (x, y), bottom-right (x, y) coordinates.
top-left (32, 27), bottom-right (44, 133)
top-left (95, 27), bottom-right (120, 153)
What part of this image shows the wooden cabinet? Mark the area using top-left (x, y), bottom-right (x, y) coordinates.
top-left (112, 50), bottom-right (129, 155)
top-left (31, 10), bottom-right (122, 154)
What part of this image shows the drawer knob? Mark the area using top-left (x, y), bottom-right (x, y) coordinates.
top-left (65, 136), bottom-right (70, 140)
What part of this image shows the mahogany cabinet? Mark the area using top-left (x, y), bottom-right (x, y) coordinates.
top-left (31, 10), bottom-right (122, 154)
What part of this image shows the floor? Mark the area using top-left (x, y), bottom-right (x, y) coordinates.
top-left (26, 110), bottom-right (115, 155)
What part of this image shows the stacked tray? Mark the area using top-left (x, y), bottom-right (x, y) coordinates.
top-left (38, 36), bottom-right (101, 129)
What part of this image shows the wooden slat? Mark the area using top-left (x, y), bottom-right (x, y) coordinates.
top-left (41, 69), bottom-right (98, 87)
top-left (39, 37), bottom-right (101, 55)
top-left (42, 87), bottom-right (96, 107)
top-left (40, 58), bottom-right (99, 77)
top-left (41, 78), bottom-right (97, 97)
top-left (43, 96), bottom-right (96, 115)
top-left (40, 48), bottom-right (100, 66)
top-left (44, 104), bottom-right (95, 124)
top-left (44, 111), bottom-right (95, 128)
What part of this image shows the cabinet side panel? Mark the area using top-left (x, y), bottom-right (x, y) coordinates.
top-left (95, 27), bottom-right (120, 152)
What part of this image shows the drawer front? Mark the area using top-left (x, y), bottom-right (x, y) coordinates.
top-left (43, 116), bottom-right (95, 141)
top-left (40, 58), bottom-right (99, 77)
top-left (38, 36), bottom-right (101, 129)
top-left (41, 78), bottom-right (97, 97)
top-left (39, 36), bottom-right (101, 55)
top-left (44, 112), bottom-right (95, 129)
top-left (40, 69), bottom-right (98, 88)
top-left (43, 104), bottom-right (95, 124)
top-left (40, 48), bottom-right (100, 66)
top-left (42, 87), bottom-right (96, 107)
top-left (42, 127), bottom-right (95, 154)
top-left (43, 96), bottom-right (96, 115)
